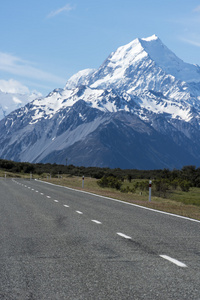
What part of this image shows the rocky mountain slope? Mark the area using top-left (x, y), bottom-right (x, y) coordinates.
top-left (1, 35), bottom-right (200, 169)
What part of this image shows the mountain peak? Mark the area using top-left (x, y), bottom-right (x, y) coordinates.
top-left (139, 35), bottom-right (200, 83)
top-left (2, 35), bottom-right (200, 168)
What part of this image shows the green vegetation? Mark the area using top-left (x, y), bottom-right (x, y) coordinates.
top-left (1, 159), bottom-right (200, 184)
top-left (0, 159), bottom-right (200, 217)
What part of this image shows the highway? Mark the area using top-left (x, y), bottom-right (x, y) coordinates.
top-left (0, 178), bottom-right (200, 299)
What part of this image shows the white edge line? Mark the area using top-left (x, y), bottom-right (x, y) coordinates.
top-left (35, 179), bottom-right (200, 224)
top-left (160, 255), bottom-right (187, 268)
top-left (117, 232), bottom-right (132, 239)
top-left (91, 220), bottom-right (102, 224)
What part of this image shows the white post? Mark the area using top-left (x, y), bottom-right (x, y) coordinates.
top-left (149, 180), bottom-right (152, 202)
top-left (82, 176), bottom-right (84, 189)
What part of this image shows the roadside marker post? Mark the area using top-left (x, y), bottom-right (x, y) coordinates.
top-left (82, 176), bottom-right (84, 189)
top-left (149, 180), bottom-right (152, 202)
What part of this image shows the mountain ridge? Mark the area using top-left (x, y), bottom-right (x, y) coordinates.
top-left (1, 35), bottom-right (200, 169)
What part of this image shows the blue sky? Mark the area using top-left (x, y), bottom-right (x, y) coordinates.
top-left (1, 0), bottom-right (200, 96)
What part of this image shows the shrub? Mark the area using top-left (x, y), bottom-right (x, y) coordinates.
top-left (179, 180), bottom-right (191, 192)
top-left (97, 176), bottom-right (122, 190)
top-left (137, 181), bottom-right (149, 191)
top-left (153, 179), bottom-right (170, 198)
top-left (171, 179), bottom-right (179, 190)
top-left (120, 186), bottom-right (130, 193)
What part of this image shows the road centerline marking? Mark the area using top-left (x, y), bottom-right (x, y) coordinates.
top-left (36, 179), bottom-right (200, 224)
top-left (160, 255), bottom-right (187, 267)
top-left (54, 200), bottom-right (59, 203)
top-left (76, 211), bottom-right (83, 214)
top-left (91, 220), bottom-right (102, 224)
top-left (117, 232), bottom-right (132, 240)
top-left (46, 196), bottom-right (51, 198)
top-left (64, 205), bottom-right (69, 208)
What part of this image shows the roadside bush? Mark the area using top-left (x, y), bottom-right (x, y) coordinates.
top-left (153, 179), bottom-right (170, 198)
top-left (194, 176), bottom-right (200, 188)
top-left (120, 186), bottom-right (130, 193)
top-left (137, 181), bottom-right (149, 191)
top-left (127, 174), bottom-right (132, 183)
top-left (171, 178), bottom-right (179, 190)
top-left (120, 186), bottom-right (136, 193)
top-left (97, 176), bottom-right (122, 190)
top-left (179, 180), bottom-right (191, 192)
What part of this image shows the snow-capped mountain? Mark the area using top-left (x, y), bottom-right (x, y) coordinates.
top-left (0, 89), bottom-right (42, 120)
top-left (1, 35), bottom-right (200, 169)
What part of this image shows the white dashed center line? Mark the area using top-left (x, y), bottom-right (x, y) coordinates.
top-left (160, 255), bottom-right (187, 267)
top-left (117, 232), bottom-right (132, 240)
top-left (54, 200), bottom-right (59, 203)
top-left (46, 196), bottom-right (51, 199)
top-left (64, 205), bottom-right (69, 208)
top-left (40, 193), bottom-right (44, 195)
top-left (91, 220), bottom-right (102, 224)
top-left (76, 211), bottom-right (83, 214)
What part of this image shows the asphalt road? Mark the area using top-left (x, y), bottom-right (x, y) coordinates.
top-left (0, 178), bottom-right (200, 300)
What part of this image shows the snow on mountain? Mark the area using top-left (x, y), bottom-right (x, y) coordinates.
top-left (1, 35), bottom-right (200, 169)
top-left (65, 68), bottom-right (96, 89)
top-left (140, 35), bottom-right (200, 83)
top-left (90, 35), bottom-right (200, 90)
top-left (25, 35), bottom-right (200, 125)
top-left (0, 88), bottom-right (42, 120)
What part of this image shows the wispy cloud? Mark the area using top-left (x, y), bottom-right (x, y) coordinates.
top-left (47, 4), bottom-right (74, 19)
top-left (0, 52), bottom-right (66, 86)
top-left (180, 37), bottom-right (200, 48)
top-left (193, 5), bottom-right (200, 12)
top-left (0, 79), bottom-right (30, 94)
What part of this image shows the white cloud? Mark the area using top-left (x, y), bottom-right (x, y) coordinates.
top-left (0, 79), bottom-right (30, 94)
top-left (47, 4), bottom-right (74, 18)
top-left (12, 96), bottom-right (22, 104)
top-left (0, 52), bottom-right (66, 86)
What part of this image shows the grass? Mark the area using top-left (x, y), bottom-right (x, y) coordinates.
top-left (1, 170), bottom-right (200, 221)
top-left (169, 187), bottom-right (200, 206)
top-left (41, 175), bottom-right (200, 221)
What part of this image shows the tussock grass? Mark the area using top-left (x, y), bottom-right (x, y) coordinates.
top-left (43, 175), bottom-right (200, 221)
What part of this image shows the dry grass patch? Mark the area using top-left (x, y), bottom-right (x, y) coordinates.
top-left (42, 175), bottom-right (200, 221)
